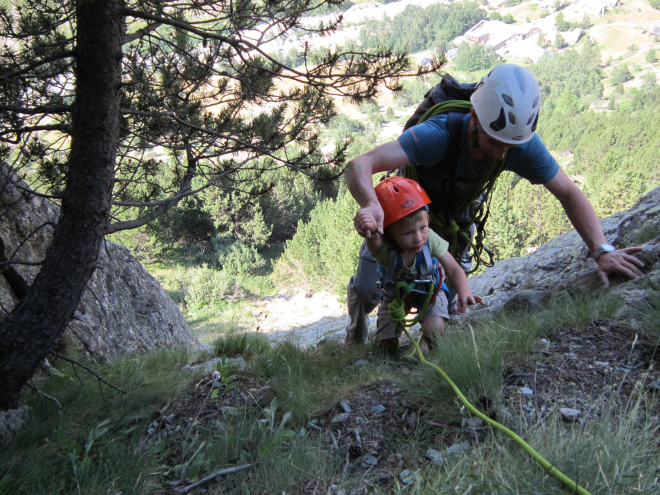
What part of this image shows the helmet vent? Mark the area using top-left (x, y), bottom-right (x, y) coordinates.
top-left (393, 186), bottom-right (400, 193)
top-left (533, 96), bottom-right (540, 108)
top-left (527, 113), bottom-right (535, 126)
top-left (508, 112), bottom-right (516, 125)
top-left (531, 112), bottom-right (539, 132)
top-left (502, 94), bottom-right (514, 107)
top-left (490, 107), bottom-right (507, 132)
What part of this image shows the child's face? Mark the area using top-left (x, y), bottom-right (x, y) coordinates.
top-left (388, 213), bottom-right (429, 255)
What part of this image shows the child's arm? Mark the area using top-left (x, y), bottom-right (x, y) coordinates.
top-left (438, 252), bottom-right (484, 313)
top-left (355, 210), bottom-right (385, 255)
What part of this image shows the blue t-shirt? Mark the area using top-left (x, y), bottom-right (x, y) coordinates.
top-left (397, 113), bottom-right (559, 197)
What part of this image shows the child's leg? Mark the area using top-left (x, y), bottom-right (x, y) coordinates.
top-left (376, 297), bottom-right (401, 349)
top-left (420, 291), bottom-right (450, 348)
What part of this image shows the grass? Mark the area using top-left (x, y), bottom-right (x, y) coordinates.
top-left (2, 288), bottom-right (655, 494)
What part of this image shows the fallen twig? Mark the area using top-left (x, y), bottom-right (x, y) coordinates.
top-left (27, 380), bottom-right (61, 420)
top-left (50, 352), bottom-right (127, 395)
top-left (175, 464), bottom-right (252, 493)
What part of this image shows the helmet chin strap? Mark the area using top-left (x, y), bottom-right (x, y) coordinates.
top-left (470, 118), bottom-right (481, 149)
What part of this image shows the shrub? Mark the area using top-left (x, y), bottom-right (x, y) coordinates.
top-left (185, 267), bottom-right (238, 309)
top-left (272, 190), bottom-right (362, 294)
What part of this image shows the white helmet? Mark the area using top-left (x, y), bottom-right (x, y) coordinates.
top-left (470, 64), bottom-right (541, 145)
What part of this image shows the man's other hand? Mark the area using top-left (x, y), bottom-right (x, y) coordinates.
top-left (596, 247), bottom-right (645, 288)
top-left (354, 206), bottom-right (384, 239)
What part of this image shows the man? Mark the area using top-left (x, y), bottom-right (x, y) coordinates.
top-left (344, 64), bottom-right (645, 346)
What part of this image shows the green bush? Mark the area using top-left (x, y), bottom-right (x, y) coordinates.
top-left (272, 189), bottom-right (362, 294)
top-left (186, 267), bottom-right (238, 309)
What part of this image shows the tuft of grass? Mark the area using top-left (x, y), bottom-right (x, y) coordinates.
top-left (213, 325), bottom-right (272, 359)
top-left (403, 289), bottom-right (623, 423)
top-left (0, 348), bottom-right (194, 495)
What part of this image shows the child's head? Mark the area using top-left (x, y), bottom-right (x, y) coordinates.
top-left (387, 207), bottom-right (430, 254)
top-left (375, 177), bottom-right (432, 254)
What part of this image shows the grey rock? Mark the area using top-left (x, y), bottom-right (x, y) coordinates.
top-left (559, 408), bottom-right (581, 422)
top-left (399, 469), bottom-right (417, 485)
top-left (371, 405), bottom-right (386, 414)
top-left (330, 413), bottom-right (350, 424)
top-left (327, 484), bottom-right (346, 495)
top-left (221, 406), bottom-right (239, 417)
top-left (447, 442), bottom-right (470, 456)
top-left (0, 167), bottom-right (196, 362)
top-left (519, 387), bottom-right (534, 395)
top-left (467, 187), bottom-right (660, 323)
top-left (0, 406), bottom-right (32, 445)
top-left (647, 380), bottom-right (660, 391)
top-left (361, 454), bottom-right (378, 468)
top-left (354, 359), bottom-right (369, 367)
top-left (189, 357), bottom-right (245, 374)
top-left (338, 401), bottom-right (353, 413)
top-left (503, 289), bottom-right (549, 312)
top-left (461, 417), bottom-right (484, 429)
top-left (424, 448), bottom-right (445, 466)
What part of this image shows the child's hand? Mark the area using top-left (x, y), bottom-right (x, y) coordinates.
top-left (354, 210), bottom-right (381, 239)
top-left (455, 293), bottom-right (485, 314)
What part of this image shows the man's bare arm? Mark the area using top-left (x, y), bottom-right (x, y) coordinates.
top-left (345, 140), bottom-right (410, 238)
top-left (543, 168), bottom-right (644, 287)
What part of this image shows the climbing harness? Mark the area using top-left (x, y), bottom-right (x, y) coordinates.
top-left (386, 283), bottom-right (592, 495)
top-left (377, 243), bottom-right (448, 313)
top-left (402, 100), bottom-right (506, 274)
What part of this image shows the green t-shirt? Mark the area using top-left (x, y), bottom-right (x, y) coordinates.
top-left (373, 229), bottom-right (449, 280)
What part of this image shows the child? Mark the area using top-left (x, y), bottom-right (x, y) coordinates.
top-left (355, 177), bottom-right (484, 350)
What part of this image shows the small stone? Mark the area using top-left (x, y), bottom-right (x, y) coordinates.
top-left (330, 413), bottom-right (350, 424)
top-left (327, 484), bottom-right (346, 495)
top-left (338, 401), bottom-right (353, 413)
top-left (399, 469), bottom-right (416, 485)
top-left (183, 364), bottom-right (191, 370)
top-left (424, 449), bottom-right (445, 466)
top-left (461, 417), bottom-right (484, 429)
top-left (647, 380), bottom-right (660, 391)
top-left (371, 405), bottom-right (386, 414)
top-left (519, 387), bottom-right (533, 395)
top-left (559, 408), bottom-right (581, 422)
top-left (211, 370), bottom-right (221, 379)
top-left (212, 380), bottom-right (222, 389)
top-left (221, 406), bottom-right (239, 417)
top-left (447, 442), bottom-right (470, 456)
top-left (354, 359), bottom-right (369, 367)
top-left (361, 454), bottom-right (378, 468)
top-left (594, 361), bottom-right (609, 367)
top-left (400, 367), bottom-right (410, 376)
top-left (539, 338), bottom-right (548, 345)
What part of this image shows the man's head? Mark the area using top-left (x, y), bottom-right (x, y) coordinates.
top-left (470, 64), bottom-right (541, 147)
top-left (374, 176), bottom-right (432, 253)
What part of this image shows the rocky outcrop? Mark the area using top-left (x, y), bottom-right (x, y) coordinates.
top-left (469, 186), bottom-right (660, 323)
top-left (0, 168), bottom-right (196, 361)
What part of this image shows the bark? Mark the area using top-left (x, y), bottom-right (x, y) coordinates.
top-left (0, 0), bottom-right (123, 411)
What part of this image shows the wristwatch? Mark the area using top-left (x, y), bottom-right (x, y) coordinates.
top-left (592, 243), bottom-right (615, 260)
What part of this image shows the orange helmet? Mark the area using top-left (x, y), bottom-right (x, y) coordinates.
top-left (375, 176), bottom-right (431, 228)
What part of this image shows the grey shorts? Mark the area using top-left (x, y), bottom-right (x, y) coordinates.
top-left (376, 289), bottom-right (449, 340)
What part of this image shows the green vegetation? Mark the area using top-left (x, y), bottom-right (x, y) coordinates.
top-left (359, 1), bottom-right (486, 53)
top-left (6, 289), bottom-right (657, 494)
top-left (453, 42), bottom-right (498, 73)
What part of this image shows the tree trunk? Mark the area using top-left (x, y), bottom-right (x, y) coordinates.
top-left (0, 0), bottom-right (123, 411)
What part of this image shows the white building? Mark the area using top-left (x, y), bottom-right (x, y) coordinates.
top-left (464, 20), bottom-right (540, 51)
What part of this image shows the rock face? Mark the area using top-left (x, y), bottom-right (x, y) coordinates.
top-left (0, 169), bottom-right (196, 361)
top-left (469, 186), bottom-right (660, 322)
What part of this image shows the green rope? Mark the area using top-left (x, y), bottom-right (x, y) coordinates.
top-left (387, 285), bottom-right (592, 495)
top-left (403, 100), bottom-right (506, 273)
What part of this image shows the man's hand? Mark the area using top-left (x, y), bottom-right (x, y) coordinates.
top-left (455, 294), bottom-right (485, 314)
top-left (354, 206), bottom-right (384, 239)
top-left (596, 247), bottom-right (645, 288)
